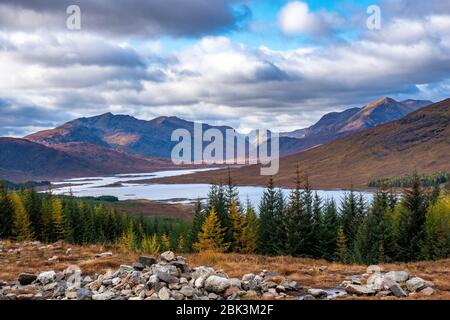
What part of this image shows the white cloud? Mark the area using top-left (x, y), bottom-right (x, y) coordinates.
top-left (277, 1), bottom-right (341, 36)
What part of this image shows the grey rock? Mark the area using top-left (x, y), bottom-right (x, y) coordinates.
top-left (37, 271), bottom-right (56, 285)
top-left (366, 265), bottom-right (382, 274)
top-left (92, 290), bottom-right (115, 301)
top-left (156, 270), bottom-right (179, 284)
top-left (204, 275), bottom-right (231, 293)
top-left (242, 273), bottom-right (256, 282)
top-left (76, 288), bottom-right (93, 300)
top-left (367, 273), bottom-right (384, 291)
top-left (302, 294), bottom-right (316, 300)
top-left (421, 287), bottom-right (435, 296)
top-left (95, 252), bottom-right (112, 258)
top-left (119, 265), bottom-right (134, 274)
top-left (406, 277), bottom-right (434, 292)
top-left (158, 287), bottom-right (171, 300)
top-left (345, 284), bottom-right (376, 295)
top-left (385, 271), bottom-right (409, 283)
top-left (18, 273), bottom-right (37, 285)
top-left (180, 285), bottom-right (194, 298)
top-left (308, 288), bottom-right (327, 298)
top-left (161, 251), bottom-right (176, 262)
top-left (139, 256), bottom-right (157, 267)
top-left (383, 278), bottom-right (407, 297)
top-left (132, 263), bottom-right (145, 271)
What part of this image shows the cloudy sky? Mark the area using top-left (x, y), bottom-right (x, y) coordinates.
top-left (1, 0), bottom-right (450, 136)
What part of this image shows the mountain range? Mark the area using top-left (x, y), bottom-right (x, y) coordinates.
top-left (0, 96), bottom-right (447, 185)
top-left (150, 99), bottom-right (450, 188)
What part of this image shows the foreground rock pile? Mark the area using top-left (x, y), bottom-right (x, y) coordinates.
top-left (0, 246), bottom-right (437, 300)
top-left (342, 265), bottom-right (436, 297)
top-left (0, 250), bottom-right (307, 300)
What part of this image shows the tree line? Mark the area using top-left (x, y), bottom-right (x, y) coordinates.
top-left (1, 171), bottom-right (449, 264)
top-left (369, 172), bottom-right (449, 188)
top-left (191, 171), bottom-right (449, 264)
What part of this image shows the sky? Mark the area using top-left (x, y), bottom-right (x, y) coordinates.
top-left (0, 0), bottom-right (450, 136)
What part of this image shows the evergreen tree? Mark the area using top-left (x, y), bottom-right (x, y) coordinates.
top-left (310, 192), bottom-right (322, 258)
top-left (339, 190), bottom-right (358, 260)
top-left (283, 169), bottom-right (304, 256)
top-left (241, 200), bottom-right (259, 254)
top-left (319, 199), bottom-right (339, 261)
top-left (189, 199), bottom-right (204, 250)
top-left (205, 184), bottom-right (229, 241)
top-left (259, 178), bottom-right (285, 255)
top-left (396, 173), bottom-right (427, 261)
top-left (193, 208), bottom-right (229, 252)
top-left (23, 188), bottom-right (42, 238)
top-left (177, 233), bottom-right (185, 253)
top-left (10, 192), bottom-right (33, 241)
top-left (0, 183), bottom-right (14, 238)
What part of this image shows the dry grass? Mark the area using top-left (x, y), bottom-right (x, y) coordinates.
top-left (1, 241), bottom-right (448, 300)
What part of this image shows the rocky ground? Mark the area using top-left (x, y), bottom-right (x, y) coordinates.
top-left (0, 241), bottom-right (447, 300)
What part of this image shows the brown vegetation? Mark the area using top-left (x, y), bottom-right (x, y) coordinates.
top-left (1, 241), bottom-right (448, 300)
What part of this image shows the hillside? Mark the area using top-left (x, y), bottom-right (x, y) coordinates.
top-left (151, 99), bottom-right (450, 188)
top-left (0, 138), bottom-right (173, 182)
top-left (279, 98), bottom-right (432, 155)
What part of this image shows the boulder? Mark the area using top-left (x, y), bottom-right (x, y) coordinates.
top-left (383, 278), bottom-right (407, 297)
top-left (406, 277), bottom-right (434, 292)
top-left (180, 285), bottom-right (194, 298)
top-left (367, 273), bottom-right (384, 291)
top-left (302, 295), bottom-right (315, 300)
top-left (308, 289), bottom-right (327, 298)
top-left (132, 263), bottom-right (145, 271)
top-left (156, 270), bottom-right (179, 284)
top-left (139, 256), bottom-right (157, 267)
top-left (92, 290), bottom-right (115, 301)
top-left (345, 284), bottom-right (376, 295)
top-left (37, 271), bottom-right (56, 285)
top-left (119, 265), bottom-right (134, 274)
top-left (204, 275), bottom-right (231, 293)
top-left (224, 286), bottom-right (240, 298)
top-left (385, 271), bottom-right (409, 283)
top-left (421, 287), bottom-right (435, 296)
top-left (192, 267), bottom-right (215, 288)
top-left (161, 251), bottom-right (176, 262)
top-left (18, 273), bottom-right (37, 286)
top-left (76, 288), bottom-right (93, 300)
top-left (158, 287), bottom-right (171, 300)
top-left (242, 273), bottom-right (256, 282)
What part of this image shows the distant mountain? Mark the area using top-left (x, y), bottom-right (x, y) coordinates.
top-left (152, 98), bottom-right (450, 189)
top-left (26, 113), bottom-right (235, 159)
top-left (0, 137), bottom-right (173, 182)
top-left (279, 98), bottom-right (432, 155)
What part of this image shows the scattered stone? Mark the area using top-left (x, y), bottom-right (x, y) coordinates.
top-left (345, 284), bottom-right (376, 296)
top-left (205, 275), bottom-right (231, 293)
top-left (76, 288), bottom-right (93, 300)
top-left (132, 263), bottom-right (145, 271)
top-left (382, 278), bottom-right (407, 297)
top-left (319, 266), bottom-right (328, 272)
top-left (158, 287), bottom-right (171, 300)
top-left (385, 271), bottom-right (409, 283)
top-left (37, 271), bottom-right (56, 285)
top-left (139, 256), bottom-right (157, 267)
top-left (65, 248), bottom-right (72, 256)
top-left (308, 288), bottom-right (327, 298)
top-left (92, 290), bottom-right (115, 301)
top-left (367, 273), bottom-right (385, 291)
top-left (421, 287), bottom-right (435, 296)
top-left (406, 277), bottom-right (433, 292)
top-left (375, 291), bottom-right (392, 297)
top-left (119, 265), bottom-right (134, 273)
top-left (48, 255), bottom-right (58, 262)
top-left (17, 294), bottom-right (34, 300)
top-left (242, 273), bottom-right (256, 282)
top-left (161, 251), bottom-right (176, 262)
top-left (18, 273), bottom-right (37, 286)
top-left (156, 270), bottom-right (179, 284)
top-left (180, 285), bottom-right (194, 298)
top-left (302, 295), bottom-right (315, 300)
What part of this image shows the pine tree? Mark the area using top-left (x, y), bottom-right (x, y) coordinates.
top-left (335, 226), bottom-right (348, 263)
top-left (193, 208), bottom-right (229, 252)
top-left (421, 193), bottom-right (450, 260)
top-left (310, 192), bottom-right (322, 258)
top-left (117, 220), bottom-right (135, 252)
top-left (23, 188), bottom-right (42, 238)
top-left (283, 169), bottom-right (304, 256)
top-left (319, 199), bottom-right (339, 261)
top-left (396, 173), bottom-right (427, 261)
top-left (228, 200), bottom-right (244, 252)
top-left (0, 183), bottom-right (14, 238)
top-left (205, 184), bottom-right (229, 241)
top-left (189, 199), bottom-right (204, 250)
top-left (241, 200), bottom-right (259, 254)
top-left (259, 178), bottom-right (285, 255)
top-left (10, 192), bottom-right (33, 241)
top-left (161, 233), bottom-right (171, 251)
top-left (339, 190), bottom-right (358, 260)
top-left (141, 234), bottom-right (160, 254)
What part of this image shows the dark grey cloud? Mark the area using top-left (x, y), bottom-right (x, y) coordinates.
top-left (0, 0), bottom-right (250, 38)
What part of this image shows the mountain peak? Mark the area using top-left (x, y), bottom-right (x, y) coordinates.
top-left (365, 97), bottom-right (397, 108)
